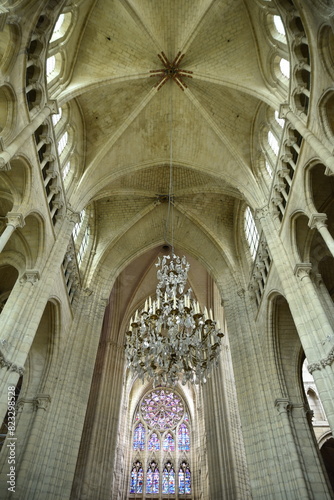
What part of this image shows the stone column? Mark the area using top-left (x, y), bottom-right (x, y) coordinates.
top-left (71, 289), bottom-right (127, 500)
top-left (0, 213), bottom-right (25, 253)
top-left (308, 213), bottom-right (334, 258)
top-left (14, 289), bottom-right (109, 500)
top-left (223, 283), bottom-right (296, 499)
top-left (203, 345), bottom-right (251, 500)
top-left (274, 399), bottom-right (311, 499)
top-left (256, 207), bottom-right (334, 432)
top-left (0, 211), bottom-right (79, 423)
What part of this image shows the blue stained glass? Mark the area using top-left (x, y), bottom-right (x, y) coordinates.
top-left (133, 423), bottom-right (145, 451)
top-left (179, 463), bottom-right (191, 494)
top-left (179, 470), bottom-right (185, 493)
top-left (185, 469), bottom-right (191, 494)
top-left (178, 423), bottom-right (190, 451)
top-left (146, 462), bottom-right (159, 494)
top-left (163, 432), bottom-right (175, 451)
top-left (148, 432), bottom-right (160, 451)
top-left (130, 462), bottom-right (143, 494)
top-left (137, 469), bottom-right (143, 493)
top-left (162, 465), bottom-right (175, 494)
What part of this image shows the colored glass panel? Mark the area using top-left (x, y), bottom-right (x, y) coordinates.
top-left (163, 432), bottom-right (175, 452)
top-left (130, 462), bottom-right (143, 494)
top-left (178, 423), bottom-right (190, 451)
top-left (162, 465), bottom-right (175, 494)
top-left (148, 432), bottom-right (160, 451)
top-left (141, 389), bottom-right (184, 429)
top-left (133, 423), bottom-right (145, 451)
top-left (178, 464), bottom-right (191, 494)
top-left (146, 462), bottom-right (159, 494)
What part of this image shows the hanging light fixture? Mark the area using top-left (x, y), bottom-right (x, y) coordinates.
top-left (125, 253), bottom-right (224, 386)
top-left (124, 72), bottom-right (223, 386)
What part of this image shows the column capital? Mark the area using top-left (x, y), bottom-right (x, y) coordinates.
top-left (19, 269), bottom-right (40, 285)
top-left (66, 209), bottom-right (81, 224)
top-left (275, 398), bottom-right (291, 414)
top-left (307, 346), bottom-right (334, 373)
top-left (278, 103), bottom-right (290, 119)
top-left (294, 262), bottom-right (312, 280)
top-left (6, 212), bottom-right (25, 228)
top-left (35, 394), bottom-right (51, 411)
top-left (46, 99), bottom-right (59, 115)
top-left (255, 205), bottom-right (270, 220)
top-left (0, 350), bottom-right (25, 375)
top-left (277, 167), bottom-right (291, 178)
top-left (0, 159), bottom-right (11, 171)
top-left (325, 166), bottom-right (334, 177)
top-left (308, 213), bottom-right (327, 230)
top-left (321, 345), bottom-right (334, 369)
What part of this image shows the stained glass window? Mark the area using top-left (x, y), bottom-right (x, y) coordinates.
top-left (130, 461), bottom-right (143, 494)
top-left (133, 423), bottom-right (145, 451)
top-left (148, 432), bottom-right (160, 451)
top-left (179, 462), bottom-right (191, 494)
top-left (141, 389), bottom-right (184, 429)
top-left (162, 461), bottom-right (175, 494)
top-left (130, 389), bottom-right (191, 495)
top-left (163, 432), bottom-right (175, 452)
top-left (146, 461), bottom-right (159, 494)
top-left (178, 423), bottom-right (190, 451)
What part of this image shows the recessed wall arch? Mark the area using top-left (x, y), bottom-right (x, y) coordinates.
top-left (0, 84), bottom-right (16, 140)
top-left (9, 155), bottom-right (33, 207)
top-left (307, 162), bottom-right (334, 240)
top-left (0, 250), bottom-right (26, 275)
top-left (21, 211), bottom-right (45, 268)
top-left (318, 24), bottom-right (334, 80)
top-left (0, 23), bottom-right (19, 73)
top-left (318, 89), bottom-right (334, 144)
top-left (0, 264), bottom-right (19, 315)
top-left (291, 210), bottom-right (313, 263)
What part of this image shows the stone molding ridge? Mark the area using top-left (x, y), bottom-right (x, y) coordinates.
top-left (0, 349), bottom-right (25, 375)
top-left (308, 346), bottom-right (334, 373)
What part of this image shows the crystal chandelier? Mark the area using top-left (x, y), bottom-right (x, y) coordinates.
top-left (125, 253), bottom-right (224, 386)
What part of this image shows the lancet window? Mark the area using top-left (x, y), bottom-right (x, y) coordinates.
top-left (129, 388), bottom-right (191, 497)
top-left (244, 207), bottom-right (260, 260)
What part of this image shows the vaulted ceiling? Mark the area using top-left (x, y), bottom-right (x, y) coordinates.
top-left (57, 0), bottom-right (281, 282)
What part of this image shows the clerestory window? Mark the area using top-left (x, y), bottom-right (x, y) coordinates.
top-left (244, 207), bottom-right (260, 260)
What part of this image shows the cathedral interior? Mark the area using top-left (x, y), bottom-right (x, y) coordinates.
top-left (0, 0), bottom-right (334, 498)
